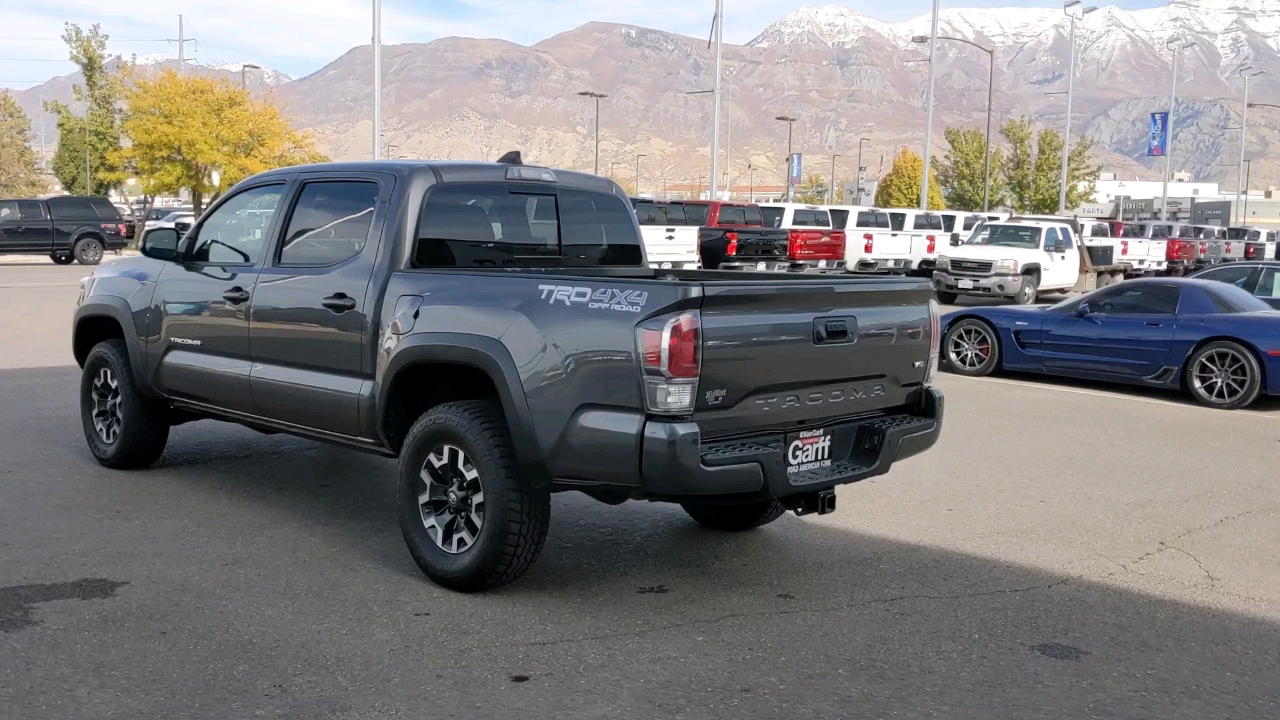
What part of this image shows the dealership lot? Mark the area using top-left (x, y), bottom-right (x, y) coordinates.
top-left (2, 263), bottom-right (1279, 718)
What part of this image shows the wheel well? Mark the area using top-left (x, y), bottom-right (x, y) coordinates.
top-left (73, 232), bottom-right (106, 245)
top-left (1021, 265), bottom-right (1041, 280)
top-left (1179, 336), bottom-right (1268, 390)
top-left (73, 316), bottom-right (125, 367)
top-left (382, 363), bottom-right (502, 452)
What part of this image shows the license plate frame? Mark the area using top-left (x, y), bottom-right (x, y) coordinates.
top-left (957, 278), bottom-right (975, 289)
top-left (786, 427), bottom-right (834, 475)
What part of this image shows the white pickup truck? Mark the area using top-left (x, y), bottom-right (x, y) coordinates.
top-left (829, 206), bottom-right (912, 273)
top-left (933, 219), bottom-right (1129, 305)
top-left (887, 209), bottom-right (945, 275)
top-left (1116, 221), bottom-right (1171, 275)
top-left (630, 199), bottom-right (701, 269)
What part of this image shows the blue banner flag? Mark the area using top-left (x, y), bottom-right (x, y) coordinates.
top-left (1148, 112), bottom-right (1169, 157)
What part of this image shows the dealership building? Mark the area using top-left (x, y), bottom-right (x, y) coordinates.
top-left (1082, 176), bottom-right (1280, 227)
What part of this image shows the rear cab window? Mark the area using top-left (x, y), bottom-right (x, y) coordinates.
top-left (416, 182), bottom-right (642, 268)
top-left (682, 203), bottom-right (709, 226)
top-left (633, 201), bottom-right (687, 226)
top-left (761, 207), bottom-right (784, 228)
top-left (855, 211), bottom-right (890, 229)
top-left (716, 206), bottom-right (747, 226)
top-left (828, 209), bottom-right (849, 230)
top-left (913, 214), bottom-right (943, 231)
top-left (792, 209), bottom-right (830, 228)
top-left (1122, 224), bottom-right (1149, 238)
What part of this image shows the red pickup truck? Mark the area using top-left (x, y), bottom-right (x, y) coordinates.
top-left (686, 201), bottom-right (845, 272)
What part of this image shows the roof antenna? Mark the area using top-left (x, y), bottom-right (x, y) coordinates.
top-left (497, 151), bottom-right (523, 165)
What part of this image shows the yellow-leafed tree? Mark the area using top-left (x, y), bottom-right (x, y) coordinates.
top-left (112, 69), bottom-right (326, 214)
top-left (874, 147), bottom-right (944, 210)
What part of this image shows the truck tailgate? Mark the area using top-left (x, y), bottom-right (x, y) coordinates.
top-left (868, 231), bottom-right (912, 258)
top-left (728, 229), bottom-right (791, 260)
top-left (642, 227), bottom-right (700, 266)
top-left (692, 277), bottom-right (933, 439)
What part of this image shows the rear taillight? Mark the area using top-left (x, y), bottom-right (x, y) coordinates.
top-left (100, 222), bottom-right (126, 235)
top-left (636, 311), bottom-right (701, 415)
top-left (926, 299), bottom-right (939, 385)
top-left (1225, 242), bottom-right (1232, 254)
top-left (926, 235), bottom-right (936, 254)
top-left (1246, 244), bottom-right (1257, 258)
top-left (725, 231), bottom-right (737, 256)
top-left (1121, 241), bottom-right (1129, 256)
top-left (863, 233), bottom-right (874, 254)
top-left (1198, 241), bottom-right (1206, 256)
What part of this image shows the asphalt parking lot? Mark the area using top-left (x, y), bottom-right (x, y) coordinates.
top-left (3, 261), bottom-right (1279, 719)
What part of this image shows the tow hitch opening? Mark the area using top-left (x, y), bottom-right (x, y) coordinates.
top-left (786, 489), bottom-right (837, 517)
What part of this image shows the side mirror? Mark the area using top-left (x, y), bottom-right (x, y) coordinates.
top-left (1074, 302), bottom-right (1092, 318)
top-left (140, 228), bottom-right (180, 262)
top-left (950, 232), bottom-right (961, 246)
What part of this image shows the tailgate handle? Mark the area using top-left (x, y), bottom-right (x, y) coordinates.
top-left (814, 318), bottom-right (856, 345)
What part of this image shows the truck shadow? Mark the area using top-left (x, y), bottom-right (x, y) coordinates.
top-left (6, 366), bottom-right (1280, 717)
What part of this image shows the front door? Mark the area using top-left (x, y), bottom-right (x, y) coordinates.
top-left (1040, 228), bottom-right (1074, 289)
top-left (0, 201), bottom-right (47, 252)
top-left (248, 175), bottom-right (391, 437)
top-left (149, 182), bottom-right (290, 414)
top-left (1041, 283), bottom-right (1181, 377)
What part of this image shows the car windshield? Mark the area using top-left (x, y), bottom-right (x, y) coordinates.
top-left (965, 225), bottom-right (1041, 248)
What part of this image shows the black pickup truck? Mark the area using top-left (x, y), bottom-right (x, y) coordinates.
top-left (73, 156), bottom-right (944, 591)
top-left (0, 195), bottom-right (128, 264)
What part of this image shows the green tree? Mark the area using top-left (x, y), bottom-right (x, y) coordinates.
top-left (999, 116), bottom-right (1100, 214)
top-left (935, 126), bottom-right (1004, 211)
top-left (874, 148), bottom-right (944, 209)
top-left (44, 23), bottom-right (123, 195)
top-left (794, 173), bottom-right (828, 204)
top-left (0, 91), bottom-right (46, 197)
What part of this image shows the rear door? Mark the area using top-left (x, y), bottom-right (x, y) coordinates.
top-left (248, 173), bottom-right (392, 437)
top-left (1041, 283), bottom-right (1179, 377)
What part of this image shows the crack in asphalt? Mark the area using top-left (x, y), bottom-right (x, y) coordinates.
top-left (1163, 544), bottom-right (1217, 583)
top-left (514, 580), bottom-right (1073, 648)
top-left (1115, 508), bottom-right (1270, 578)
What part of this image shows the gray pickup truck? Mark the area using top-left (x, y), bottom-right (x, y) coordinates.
top-left (73, 156), bottom-right (944, 591)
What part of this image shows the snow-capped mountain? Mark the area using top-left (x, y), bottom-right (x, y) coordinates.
top-left (124, 54), bottom-right (292, 85)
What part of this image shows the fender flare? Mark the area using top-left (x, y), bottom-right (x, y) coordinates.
top-left (1020, 263), bottom-right (1042, 277)
top-left (380, 333), bottom-right (550, 489)
top-left (73, 298), bottom-right (156, 397)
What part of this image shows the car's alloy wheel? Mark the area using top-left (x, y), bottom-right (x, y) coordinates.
top-left (90, 367), bottom-right (123, 444)
top-left (75, 238), bottom-right (104, 265)
top-left (1190, 347), bottom-right (1252, 406)
top-left (418, 444), bottom-right (486, 554)
top-left (947, 325), bottom-right (992, 373)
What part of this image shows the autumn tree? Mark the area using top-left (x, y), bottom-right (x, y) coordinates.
top-left (999, 116), bottom-right (1099, 214)
top-left (0, 91), bottom-right (46, 197)
top-left (111, 70), bottom-right (326, 215)
top-left (874, 148), bottom-right (944, 210)
top-left (935, 126), bottom-right (1005, 211)
top-left (794, 173), bottom-right (829, 204)
top-left (45, 23), bottom-right (123, 195)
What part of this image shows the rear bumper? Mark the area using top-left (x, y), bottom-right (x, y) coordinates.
top-left (1119, 258), bottom-right (1167, 273)
top-left (852, 257), bottom-right (913, 273)
top-left (719, 259), bottom-right (847, 273)
top-left (648, 260), bottom-right (701, 270)
top-left (639, 388), bottom-right (943, 500)
top-left (932, 271), bottom-right (1023, 297)
top-left (104, 235), bottom-right (127, 250)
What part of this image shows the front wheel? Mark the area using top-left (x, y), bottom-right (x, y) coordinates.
top-left (936, 291), bottom-right (959, 305)
top-left (1014, 273), bottom-right (1039, 305)
top-left (80, 339), bottom-right (170, 468)
top-left (74, 237), bottom-right (104, 265)
top-left (1186, 341), bottom-right (1262, 410)
top-left (398, 399), bottom-right (550, 592)
top-left (943, 318), bottom-right (1000, 376)
top-left (681, 499), bottom-right (786, 531)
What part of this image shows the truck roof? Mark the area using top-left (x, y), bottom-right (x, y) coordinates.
top-left (252, 160), bottom-right (620, 195)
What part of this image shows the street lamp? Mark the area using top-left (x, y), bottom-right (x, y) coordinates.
top-left (372, 0), bottom-right (382, 160)
top-left (828, 154), bottom-right (840, 204)
top-left (240, 62), bottom-right (261, 90)
top-left (577, 91), bottom-right (607, 175)
top-left (912, 34), bottom-right (996, 211)
top-left (1236, 67), bottom-right (1266, 224)
top-left (1161, 37), bottom-right (1196, 221)
top-left (635, 154), bottom-right (646, 197)
top-left (919, 0), bottom-right (941, 211)
top-left (1058, 2), bottom-right (1097, 214)
top-left (776, 115), bottom-right (797, 201)
top-left (610, 161), bottom-right (619, 180)
top-left (856, 137), bottom-right (870, 203)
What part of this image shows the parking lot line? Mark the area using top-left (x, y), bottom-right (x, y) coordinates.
top-left (947, 373), bottom-right (1280, 417)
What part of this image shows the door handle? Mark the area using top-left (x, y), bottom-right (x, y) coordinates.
top-left (322, 293), bottom-right (358, 313)
top-left (222, 287), bottom-right (251, 304)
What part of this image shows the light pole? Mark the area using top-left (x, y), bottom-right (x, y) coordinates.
top-left (1243, 159), bottom-right (1254, 221)
top-left (372, 0), bottom-right (382, 160)
top-left (748, 163), bottom-right (754, 201)
top-left (912, 34), bottom-right (996, 211)
top-left (240, 62), bottom-right (261, 90)
top-left (577, 91), bottom-right (607, 175)
top-left (856, 137), bottom-right (870, 203)
top-left (776, 115), bottom-right (797, 201)
top-left (1234, 67), bottom-right (1265, 224)
top-left (1058, 2), bottom-right (1096, 214)
top-left (610, 161), bottom-right (619, 180)
top-left (827, 154), bottom-right (840, 204)
top-left (920, 0), bottom-right (941, 211)
top-left (709, 0), bottom-right (724, 200)
top-left (635, 154), bottom-right (646, 197)
top-left (1161, 37), bottom-right (1195, 221)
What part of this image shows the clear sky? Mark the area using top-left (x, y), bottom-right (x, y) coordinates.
top-left (2, 0), bottom-right (1171, 90)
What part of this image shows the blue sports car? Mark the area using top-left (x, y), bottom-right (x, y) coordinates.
top-left (940, 277), bottom-right (1280, 409)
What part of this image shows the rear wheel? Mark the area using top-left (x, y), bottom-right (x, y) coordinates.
top-left (1014, 273), bottom-right (1039, 305)
top-left (1095, 272), bottom-right (1113, 288)
top-left (73, 237), bottom-right (104, 265)
top-left (943, 318), bottom-right (1000, 376)
top-left (1185, 341), bottom-right (1262, 410)
top-left (681, 499), bottom-right (786, 531)
top-left (936, 291), bottom-right (959, 305)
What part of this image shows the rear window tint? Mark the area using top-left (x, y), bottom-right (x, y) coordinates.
top-left (682, 203), bottom-right (709, 226)
top-left (888, 212), bottom-right (905, 231)
top-left (718, 206), bottom-right (747, 225)
top-left (855, 211), bottom-right (890, 229)
top-left (941, 215), bottom-right (956, 232)
top-left (828, 208), bottom-right (849, 229)
top-left (913, 214), bottom-right (944, 231)
top-left (962, 216), bottom-right (982, 231)
top-left (792, 209), bottom-right (829, 227)
top-left (633, 202), bottom-right (686, 226)
top-left (1207, 284), bottom-right (1272, 313)
top-left (742, 206), bottom-right (763, 226)
top-left (1123, 224), bottom-right (1149, 238)
top-left (761, 207), bottom-right (784, 228)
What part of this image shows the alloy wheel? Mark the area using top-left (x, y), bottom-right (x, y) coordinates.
top-left (90, 367), bottom-right (123, 444)
top-left (947, 326), bottom-right (992, 372)
top-left (418, 444), bottom-right (486, 554)
top-left (1191, 348), bottom-right (1250, 404)
top-left (78, 239), bottom-right (103, 264)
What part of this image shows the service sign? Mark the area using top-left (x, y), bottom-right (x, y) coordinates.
top-left (1148, 112), bottom-right (1168, 157)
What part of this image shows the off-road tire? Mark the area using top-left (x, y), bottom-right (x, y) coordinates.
top-left (681, 499), bottom-right (786, 531)
top-left (398, 400), bottom-right (550, 592)
top-left (936, 291), bottom-right (959, 305)
top-left (73, 236), bottom-right (104, 265)
top-left (80, 339), bottom-right (170, 469)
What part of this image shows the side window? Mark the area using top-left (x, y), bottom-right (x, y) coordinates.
top-left (760, 207), bottom-right (783, 228)
top-left (1043, 228), bottom-right (1059, 249)
top-left (793, 210), bottom-right (829, 227)
top-left (962, 216), bottom-right (981, 231)
top-left (90, 198), bottom-right (121, 219)
top-left (1254, 268), bottom-right (1280, 299)
top-left (187, 184), bottom-right (284, 265)
top-left (940, 215), bottom-right (956, 232)
top-left (1059, 227), bottom-right (1074, 249)
top-left (0, 201), bottom-right (18, 221)
top-left (828, 208), bottom-right (849, 230)
top-left (1096, 285), bottom-right (1181, 315)
top-left (48, 197), bottom-right (100, 219)
top-left (1197, 265), bottom-right (1255, 289)
top-left (18, 201), bottom-right (47, 221)
top-left (889, 212), bottom-right (905, 231)
top-left (278, 181), bottom-right (379, 266)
